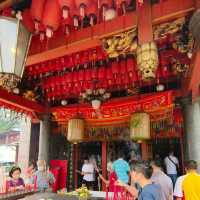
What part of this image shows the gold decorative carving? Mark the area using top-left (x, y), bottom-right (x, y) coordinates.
top-left (102, 28), bottom-right (138, 58)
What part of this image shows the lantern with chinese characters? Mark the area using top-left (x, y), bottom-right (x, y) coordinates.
top-left (42, 0), bottom-right (61, 38)
top-left (130, 113), bottom-right (150, 140)
top-left (30, 0), bottom-right (46, 31)
top-left (136, 42), bottom-right (159, 80)
top-left (67, 118), bottom-right (85, 143)
top-left (0, 17), bottom-right (31, 92)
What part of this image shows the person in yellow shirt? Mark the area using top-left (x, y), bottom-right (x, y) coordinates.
top-left (174, 160), bottom-right (200, 200)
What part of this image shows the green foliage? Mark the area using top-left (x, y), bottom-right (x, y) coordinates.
top-left (0, 109), bottom-right (20, 134)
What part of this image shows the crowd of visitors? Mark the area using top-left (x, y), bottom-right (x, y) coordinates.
top-left (78, 150), bottom-right (200, 200)
top-left (1, 150), bottom-right (200, 200)
top-left (4, 159), bottom-right (55, 193)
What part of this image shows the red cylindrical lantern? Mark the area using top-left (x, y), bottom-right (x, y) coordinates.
top-left (58, 0), bottom-right (75, 35)
top-left (62, 17), bottom-right (72, 35)
top-left (120, 58), bottom-right (127, 76)
top-left (106, 67), bottom-right (113, 86)
top-left (31, 0), bottom-right (46, 31)
top-left (123, 74), bottom-right (130, 88)
top-left (75, 0), bottom-right (90, 18)
top-left (65, 73), bottom-right (73, 86)
top-left (115, 0), bottom-right (129, 15)
top-left (78, 70), bottom-right (85, 82)
top-left (73, 53), bottom-right (81, 67)
top-left (42, 0), bottom-right (61, 38)
top-left (85, 69), bottom-right (92, 81)
top-left (100, 0), bottom-right (112, 21)
top-left (81, 51), bottom-right (89, 67)
top-left (22, 9), bottom-right (35, 32)
top-left (127, 57), bottom-right (136, 78)
top-left (98, 66), bottom-right (106, 80)
top-left (91, 67), bottom-right (98, 80)
top-left (73, 71), bottom-right (79, 83)
top-left (67, 56), bottom-right (75, 69)
top-left (87, 2), bottom-right (98, 26)
top-left (111, 60), bottom-right (120, 78)
top-left (58, 0), bottom-right (75, 19)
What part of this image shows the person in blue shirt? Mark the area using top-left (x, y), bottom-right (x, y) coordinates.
top-left (112, 151), bottom-right (130, 184)
top-left (116, 161), bottom-right (162, 200)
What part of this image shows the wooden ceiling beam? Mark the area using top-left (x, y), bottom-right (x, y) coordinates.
top-left (26, 0), bottom-right (195, 66)
top-left (0, 89), bottom-right (45, 113)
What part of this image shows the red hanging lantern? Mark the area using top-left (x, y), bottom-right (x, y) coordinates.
top-left (120, 58), bottom-right (127, 77)
top-left (85, 69), bottom-right (92, 81)
top-left (98, 66), bottom-right (106, 80)
top-left (81, 50), bottom-right (89, 67)
top-left (58, 0), bottom-right (75, 19)
top-left (100, 0), bottom-right (113, 21)
top-left (115, 76), bottom-right (122, 89)
top-left (82, 81), bottom-right (89, 90)
top-left (89, 48), bottom-right (98, 64)
top-left (22, 9), bottom-right (35, 33)
top-left (75, 0), bottom-right (90, 18)
top-left (72, 8), bottom-right (80, 29)
top-left (73, 53), bottom-right (81, 67)
top-left (91, 67), bottom-right (98, 80)
top-left (65, 73), bottom-right (73, 87)
top-left (106, 67), bottom-right (113, 86)
top-left (116, 0), bottom-right (128, 15)
top-left (73, 71), bottom-right (79, 83)
top-left (127, 57), bottom-right (136, 78)
top-left (78, 70), bottom-right (85, 82)
top-left (31, 0), bottom-right (46, 31)
top-left (67, 56), bottom-right (75, 69)
top-left (42, 0), bottom-right (61, 38)
top-left (55, 59), bottom-right (62, 72)
top-left (97, 46), bottom-right (107, 60)
top-left (123, 74), bottom-right (130, 88)
top-left (87, 2), bottom-right (98, 26)
top-left (62, 17), bottom-right (72, 35)
top-left (58, 0), bottom-right (75, 35)
top-left (111, 60), bottom-right (120, 78)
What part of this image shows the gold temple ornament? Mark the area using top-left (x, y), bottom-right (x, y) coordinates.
top-left (136, 41), bottom-right (159, 80)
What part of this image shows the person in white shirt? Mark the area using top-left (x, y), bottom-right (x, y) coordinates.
top-left (81, 156), bottom-right (95, 190)
top-left (164, 151), bottom-right (179, 187)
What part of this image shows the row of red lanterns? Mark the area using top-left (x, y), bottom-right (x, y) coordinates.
top-left (43, 57), bottom-right (140, 101)
top-left (24, 0), bottom-right (142, 38)
top-left (42, 55), bottom-right (175, 101)
top-left (25, 46), bottom-right (107, 78)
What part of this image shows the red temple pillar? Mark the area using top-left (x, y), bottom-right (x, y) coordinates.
top-left (101, 142), bottom-right (107, 191)
top-left (137, 0), bottom-right (153, 44)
